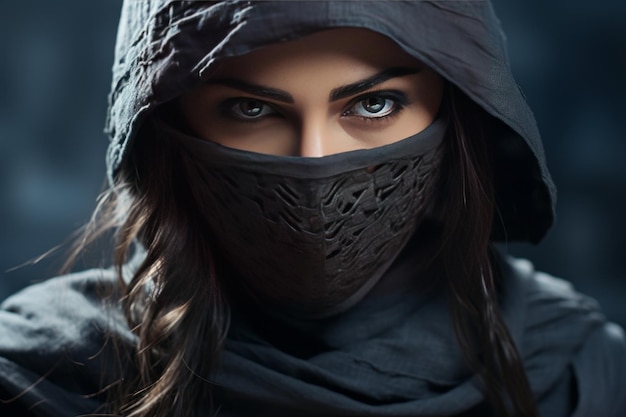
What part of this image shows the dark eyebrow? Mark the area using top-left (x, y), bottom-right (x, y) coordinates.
top-left (206, 78), bottom-right (294, 103)
top-left (329, 67), bottom-right (421, 101)
top-left (206, 66), bottom-right (420, 104)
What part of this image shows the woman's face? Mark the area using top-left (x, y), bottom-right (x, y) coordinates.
top-left (180, 28), bottom-right (444, 157)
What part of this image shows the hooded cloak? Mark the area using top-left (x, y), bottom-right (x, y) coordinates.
top-left (106, 0), bottom-right (554, 243)
top-left (1, 1), bottom-right (625, 416)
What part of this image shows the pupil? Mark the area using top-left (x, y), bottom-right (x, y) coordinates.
top-left (240, 101), bottom-right (263, 116)
top-left (364, 97), bottom-right (384, 113)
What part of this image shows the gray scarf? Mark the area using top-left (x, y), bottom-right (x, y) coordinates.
top-left (208, 253), bottom-right (604, 416)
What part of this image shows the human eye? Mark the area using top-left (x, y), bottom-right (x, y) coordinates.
top-left (220, 98), bottom-right (278, 121)
top-left (343, 90), bottom-right (409, 120)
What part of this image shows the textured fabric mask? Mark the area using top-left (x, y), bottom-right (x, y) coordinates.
top-left (166, 117), bottom-right (447, 319)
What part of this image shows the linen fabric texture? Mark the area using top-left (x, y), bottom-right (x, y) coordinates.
top-left (0, 256), bottom-right (624, 416)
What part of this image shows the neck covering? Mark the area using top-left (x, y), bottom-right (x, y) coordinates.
top-left (205, 252), bottom-right (605, 416)
top-left (1, 253), bottom-right (618, 416)
top-left (166, 116), bottom-right (446, 319)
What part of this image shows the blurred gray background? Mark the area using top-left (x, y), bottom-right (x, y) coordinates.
top-left (1, 1), bottom-right (624, 327)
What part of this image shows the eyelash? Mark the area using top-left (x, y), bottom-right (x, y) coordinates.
top-left (219, 90), bottom-right (410, 124)
top-left (342, 90), bottom-right (409, 123)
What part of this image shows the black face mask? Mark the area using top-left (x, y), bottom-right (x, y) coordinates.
top-left (166, 117), bottom-right (447, 319)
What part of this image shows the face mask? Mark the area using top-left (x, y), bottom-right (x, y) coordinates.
top-left (165, 117), bottom-right (446, 319)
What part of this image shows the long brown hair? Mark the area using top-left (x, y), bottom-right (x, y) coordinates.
top-left (435, 86), bottom-right (539, 416)
top-left (69, 85), bottom-right (538, 417)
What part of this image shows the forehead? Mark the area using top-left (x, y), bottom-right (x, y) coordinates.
top-left (208, 28), bottom-right (422, 82)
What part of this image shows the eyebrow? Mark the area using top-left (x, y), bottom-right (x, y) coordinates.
top-left (207, 66), bottom-right (421, 104)
top-left (329, 67), bottom-right (421, 101)
top-left (207, 78), bottom-right (295, 103)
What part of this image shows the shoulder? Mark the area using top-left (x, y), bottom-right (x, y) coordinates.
top-left (0, 268), bottom-right (124, 355)
top-left (499, 255), bottom-right (626, 416)
top-left (499, 256), bottom-right (604, 331)
top-left (502, 256), bottom-right (593, 302)
top-left (571, 322), bottom-right (626, 417)
top-left (0, 268), bottom-right (133, 416)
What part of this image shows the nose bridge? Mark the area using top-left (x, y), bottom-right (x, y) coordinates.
top-left (298, 111), bottom-right (328, 158)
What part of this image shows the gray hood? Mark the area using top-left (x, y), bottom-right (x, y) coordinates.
top-left (105, 0), bottom-right (555, 243)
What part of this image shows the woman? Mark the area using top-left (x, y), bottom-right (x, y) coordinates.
top-left (1, 1), bottom-right (624, 416)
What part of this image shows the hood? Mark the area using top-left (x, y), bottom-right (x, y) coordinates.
top-left (105, 0), bottom-right (556, 243)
